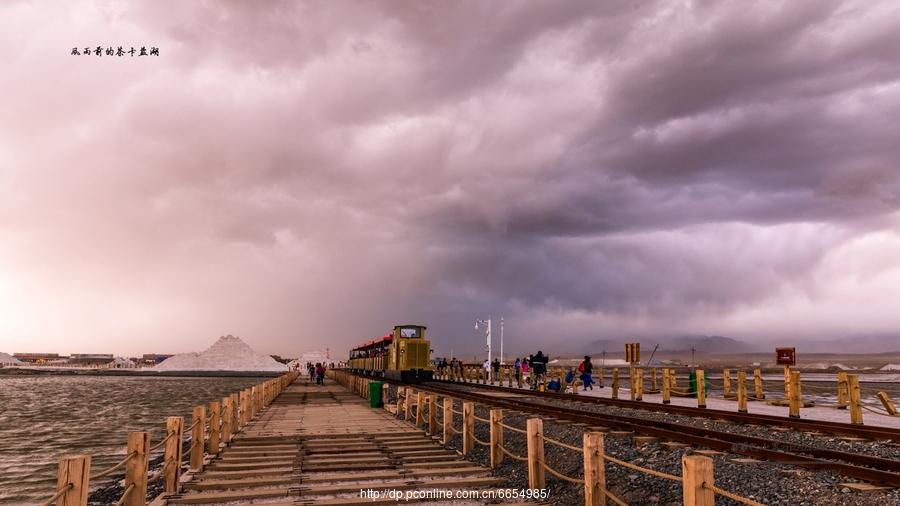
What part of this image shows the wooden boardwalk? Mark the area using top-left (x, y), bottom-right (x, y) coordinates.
top-left (159, 380), bottom-right (513, 505)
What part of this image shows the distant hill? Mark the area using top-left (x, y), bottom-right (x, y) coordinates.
top-left (572, 335), bottom-right (757, 356)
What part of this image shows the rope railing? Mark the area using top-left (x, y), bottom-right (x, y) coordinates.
top-left (863, 405), bottom-right (891, 415)
top-left (149, 430), bottom-right (177, 452)
top-left (540, 459), bottom-right (585, 484)
top-left (498, 422), bottom-right (527, 434)
top-left (473, 414), bottom-right (490, 423)
top-left (497, 443), bottom-right (527, 461)
top-left (89, 451), bottom-right (137, 480)
top-left (702, 481), bottom-right (766, 506)
top-left (606, 489), bottom-right (630, 506)
top-left (187, 418), bottom-right (201, 431)
top-left (603, 453), bottom-right (683, 483)
top-left (470, 433), bottom-right (490, 446)
top-left (113, 483), bottom-right (135, 506)
top-left (39, 483), bottom-right (73, 506)
top-left (541, 434), bottom-right (583, 453)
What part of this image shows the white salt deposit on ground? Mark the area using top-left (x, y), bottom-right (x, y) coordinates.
top-left (154, 335), bottom-right (287, 372)
top-left (0, 352), bottom-right (22, 364)
top-left (882, 363), bottom-right (900, 371)
top-left (290, 351), bottom-right (330, 369)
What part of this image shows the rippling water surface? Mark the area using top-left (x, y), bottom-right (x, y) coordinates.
top-left (0, 375), bottom-right (270, 504)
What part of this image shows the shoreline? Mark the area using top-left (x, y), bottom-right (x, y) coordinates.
top-left (0, 367), bottom-right (285, 378)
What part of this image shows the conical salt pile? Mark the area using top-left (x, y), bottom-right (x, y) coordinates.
top-left (154, 335), bottom-right (287, 371)
top-left (0, 352), bottom-right (22, 365)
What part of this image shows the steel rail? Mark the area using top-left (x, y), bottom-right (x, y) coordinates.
top-left (347, 373), bottom-right (900, 486)
top-left (429, 378), bottom-right (900, 441)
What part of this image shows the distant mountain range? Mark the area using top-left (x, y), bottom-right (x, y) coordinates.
top-left (565, 334), bottom-right (900, 356)
top-left (576, 335), bottom-right (757, 356)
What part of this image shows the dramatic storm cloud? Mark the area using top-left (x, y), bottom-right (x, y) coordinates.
top-left (1, 1), bottom-right (899, 357)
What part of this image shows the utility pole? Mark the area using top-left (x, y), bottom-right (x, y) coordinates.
top-left (500, 316), bottom-right (504, 365)
top-left (691, 346), bottom-right (696, 366)
top-left (475, 318), bottom-right (492, 366)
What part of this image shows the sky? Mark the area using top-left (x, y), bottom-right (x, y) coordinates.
top-left (1, 1), bottom-right (900, 358)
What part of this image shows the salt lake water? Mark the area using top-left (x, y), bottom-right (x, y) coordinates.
top-left (0, 374), bottom-right (270, 504)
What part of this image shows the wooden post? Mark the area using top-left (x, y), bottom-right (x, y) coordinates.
top-left (526, 418), bottom-right (545, 490)
top-left (611, 368), bottom-right (619, 399)
top-left (56, 455), bottom-right (91, 506)
top-left (696, 369), bottom-right (706, 408)
top-left (789, 370), bottom-right (802, 419)
top-left (783, 365), bottom-right (791, 400)
top-left (754, 368), bottom-right (764, 400)
top-left (482, 367), bottom-right (487, 385)
top-left (416, 391), bottom-right (425, 428)
top-left (404, 387), bottom-right (413, 421)
top-left (163, 416), bottom-right (184, 494)
top-left (662, 368), bottom-right (671, 404)
top-left (251, 386), bottom-right (259, 418)
top-left (442, 398), bottom-right (452, 445)
top-left (651, 368), bottom-right (658, 392)
top-left (124, 432), bottom-right (149, 506)
top-left (682, 455), bottom-right (714, 506)
top-left (221, 397), bottom-right (233, 443)
top-left (428, 395), bottom-right (437, 435)
top-left (837, 371), bottom-right (848, 409)
top-left (737, 371), bottom-right (748, 413)
top-left (597, 367), bottom-right (604, 388)
top-left (190, 406), bottom-right (205, 471)
top-left (723, 369), bottom-right (732, 398)
top-left (382, 384), bottom-right (389, 411)
top-left (208, 401), bottom-right (221, 456)
top-left (230, 393), bottom-right (239, 434)
top-left (396, 388), bottom-right (404, 418)
top-left (635, 368), bottom-right (643, 401)
top-left (848, 374), bottom-right (863, 425)
top-left (462, 402), bottom-right (474, 455)
top-left (583, 432), bottom-right (606, 506)
top-left (877, 391), bottom-right (898, 416)
top-left (629, 367), bottom-right (636, 401)
top-left (489, 409), bottom-right (504, 468)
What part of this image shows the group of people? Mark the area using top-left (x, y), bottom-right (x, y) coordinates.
top-left (439, 352), bottom-right (598, 393)
top-left (306, 362), bottom-right (326, 385)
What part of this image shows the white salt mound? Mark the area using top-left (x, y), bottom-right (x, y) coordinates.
top-left (0, 352), bottom-right (22, 364)
top-left (881, 364), bottom-right (900, 371)
top-left (154, 335), bottom-right (287, 372)
top-left (290, 351), bottom-right (329, 369)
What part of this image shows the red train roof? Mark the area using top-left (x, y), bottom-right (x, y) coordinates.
top-left (351, 334), bottom-right (393, 351)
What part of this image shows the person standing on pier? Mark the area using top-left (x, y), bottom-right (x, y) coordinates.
top-left (491, 358), bottom-right (500, 382)
top-left (315, 363), bottom-right (325, 385)
top-left (579, 355), bottom-right (594, 390)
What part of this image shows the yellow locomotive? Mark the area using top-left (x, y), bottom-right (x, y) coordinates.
top-left (348, 324), bottom-right (433, 382)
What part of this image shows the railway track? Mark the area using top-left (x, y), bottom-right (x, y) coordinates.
top-left (355, 374), bottom-right (900, 487)
top-left (429, 377), bottom-right (900, 441)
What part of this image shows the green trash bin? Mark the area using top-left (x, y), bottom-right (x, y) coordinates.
top-left (369, 381), bottom-right (384, 408)
top-left (687, 371), bottom-right (709, 396)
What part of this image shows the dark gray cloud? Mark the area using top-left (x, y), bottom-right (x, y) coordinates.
top-left (1, 0), bottom-right (899, 357)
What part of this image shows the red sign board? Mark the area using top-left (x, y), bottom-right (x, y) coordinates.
top-left (775, 347), bottom-right (796, 366)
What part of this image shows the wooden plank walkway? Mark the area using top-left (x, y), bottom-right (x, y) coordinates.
top-left (160, 381), bottom-right (519, 505)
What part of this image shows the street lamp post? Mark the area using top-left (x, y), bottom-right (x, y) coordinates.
top-left (475, 318), bottom-right (491, 366)
top-left (500, 316), bottom-right (504, 365)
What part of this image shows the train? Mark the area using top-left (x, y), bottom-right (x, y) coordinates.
top-left (347, 324), bottom-right (433, 382)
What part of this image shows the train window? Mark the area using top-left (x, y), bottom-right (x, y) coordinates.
top-left (400, 328), bottom-right (419, 338)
